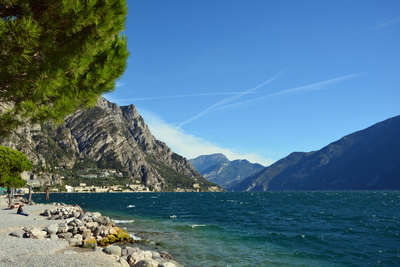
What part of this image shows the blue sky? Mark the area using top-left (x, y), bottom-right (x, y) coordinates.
top-left (105, 0), bottom-right (400, 166)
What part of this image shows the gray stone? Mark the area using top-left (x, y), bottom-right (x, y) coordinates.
top-left (27, 227), bottom-right (45, 239)
top-left (159, 251), bottom-right (174, 260)
top-left (93, 216), bottom-right (111, 226)
top-left (151, 251), bottom-right (161, 259)
top-left (122, 247), bottom-right (139, 257)
top-left (9, 229), bottom-right (26, 238)
top-left (158, 262), bottom-right (178, 267)
top-left (71, 226), bottom-right (78, 235)
top-left (85, 221), bottom-right (99, 230)
top-left (73, 234), bottom-right (83, 241)
top-left (82, 229), bottom-right (91, 239)
top-left (57, 223), bottom-right (68, 233)
top-left (91, 212), bottom-right (101, 218)
top-left (46, 224), bottom-right (59, 235)
top-left (49, 215), bottom-right (63, 220)
top-left (79, 212), bottom-right (90, 221)
top-left (40, 209), bottom-right (51, 217)
top-left (132, 259), bottom-right (159, 267)
top-left (92, 226), bottom-right (101, 237)
top-left (78, 226), bottom-right (86, 233)
top-left (127, 251), bottom-right (153, 266)
top-left (68, 237), bottom-right (82, 246)
top-left (82, 237), bottom-right (97, 249)
top-left (103, 245), bottom-right (122, 257)
top-left (119, 257), bottom-right (130, 267)
top-left (58, 232), bottom-right (73, 239)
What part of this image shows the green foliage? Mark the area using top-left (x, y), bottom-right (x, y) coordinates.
top-left (0, 145), bottom-right (31, 188)
top-left (146, 156), bottom-right (217, 191)
top-left (0, 0), bottom-right (129, 137)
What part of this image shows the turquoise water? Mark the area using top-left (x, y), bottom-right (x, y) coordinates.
top-left (32, 191), bottom-right (400, 266)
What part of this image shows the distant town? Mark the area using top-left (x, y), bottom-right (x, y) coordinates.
top-left (19, 167), bottom-right (210, 193)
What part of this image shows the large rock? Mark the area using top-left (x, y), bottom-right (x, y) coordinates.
top-left (68, 237), bottom-right (82, 246)
top-left (132, 259), bottom-right (159, 267)
top-left (9, 229), bottom-right (26, 238)
top-left (119, 258), bottom-right (130, 267)
top-left (24, 227), bottom-right (45, 239)
top-left (57, 223), bottom-right (68, 233)
top-left (85, 221), bottom-right (99, 230)
top-left (103, 245), bottom-right (122, 257)
top-left (82, 237), bottom-right (97, 248)
top-left (122, 247), bottom-right (140, 257)
top-left (40, 209), bottom-right (51, 217)
top-left (94, 216), bottom-right (111, 226)
top-left (46, 224), bottom-right (59, 235)
top-left (58, 232), bottom-right (73, 239)
top-left (158, 262), bottom-right (179, 267)
top-left (82, 229), bottom-right (91, 239)
top-left (127, 251), bottom-right (153, 266)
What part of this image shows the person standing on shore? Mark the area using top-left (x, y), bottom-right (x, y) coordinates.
top-left (17, 205), bottom-right (29, 216)
top-left (46, 187), bottom-right (49, 201)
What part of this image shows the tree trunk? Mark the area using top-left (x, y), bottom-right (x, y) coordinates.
top-left (8, 192), bottom-right (12, 207)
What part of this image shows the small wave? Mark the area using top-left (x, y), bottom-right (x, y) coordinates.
top-left (113, 219), bottom-right (135, 224)
top-left (126, 204), bottom-right (136, 208)
top-left (190, 224), bottom-right (207, 228)
top-left (128, 233), bottom-right (142, 241)
top-left (170, 215), bottom-right (177, 218)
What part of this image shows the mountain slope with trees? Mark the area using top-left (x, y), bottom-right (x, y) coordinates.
top-left (231, 115), bottom-right (400, 191)
top-left (1, 97), bottom-right (221, 192)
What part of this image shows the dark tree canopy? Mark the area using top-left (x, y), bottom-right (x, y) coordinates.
top-left (0, 0), bottom-right (129, 137)
top-left (0, 145), bottom-right (32, 188)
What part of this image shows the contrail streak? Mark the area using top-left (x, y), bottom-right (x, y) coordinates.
top-left (111, 92), bottom-right (256, 102)
top-left (216, 72), bottom-right (365, 112)
top-left (176, 71), bottom-right (283, 128)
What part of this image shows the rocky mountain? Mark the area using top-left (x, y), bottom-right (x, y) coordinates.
top-left (190, 153), bottom-right (264, 189)
top-left (0, 97), bottom-right (221, 192)
top-left (231, 115), bottom-right (400, 191)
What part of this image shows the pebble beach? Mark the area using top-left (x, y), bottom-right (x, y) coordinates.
top-left (0, 196), bottom-right (181, 267)
top-left (0, 196), bottom-right (124, 267)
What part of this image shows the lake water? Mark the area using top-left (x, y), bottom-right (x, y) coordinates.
top-left (32, 191), bottom-right (400, 266)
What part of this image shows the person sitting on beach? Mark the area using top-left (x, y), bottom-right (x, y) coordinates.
top-left (17, 204), bottom-right (30, 216)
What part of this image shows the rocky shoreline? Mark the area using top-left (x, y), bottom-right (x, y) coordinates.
top-left (0, 197), bottom-right (183, 267)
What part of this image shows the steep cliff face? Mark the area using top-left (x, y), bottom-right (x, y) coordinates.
top-left (1, 98), bottom-right (219, 191)
top-left (231, 115), bottom-right (400, 191)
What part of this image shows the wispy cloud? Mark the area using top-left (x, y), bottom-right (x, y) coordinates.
top-left (139, 109), bottom-right (275, 166)
top-left (105, 92), bottom-right (256, 102)
top-left (216, 72), bottom-right (364, 112)
top-left (371, 16), bottom-right (400, 30)
top-left (177, 71), bottom-right (284, 128)
top-left (116, 81), bottom-right (125, 88)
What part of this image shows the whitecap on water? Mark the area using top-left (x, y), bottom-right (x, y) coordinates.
top-left (170, 215), bottom-right (177, 218)
top-left (129, 233), bottom-right (142, 241)
top-left (190, 224), bottom-right (207, 228)
top-left (113, 219), bottom-right (135, 224)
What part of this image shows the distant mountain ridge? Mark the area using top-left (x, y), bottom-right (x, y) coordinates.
top-left (190, 153), bottom-right (264, 189)
top-left (231, 115), bottom-right (400, 191)
top-left (1, 97), bottom-right (221, 192)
